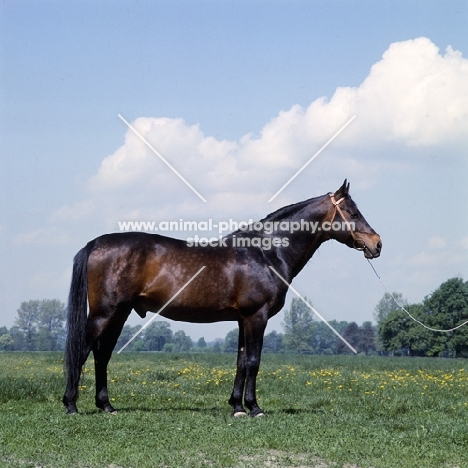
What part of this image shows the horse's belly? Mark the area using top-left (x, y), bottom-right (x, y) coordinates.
top-left (160, 306), bottom-right (239, 323)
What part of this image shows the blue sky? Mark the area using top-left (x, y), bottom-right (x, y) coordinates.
top-left (1, 1), bottom-right (468, 340)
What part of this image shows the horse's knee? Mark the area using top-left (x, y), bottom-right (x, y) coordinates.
top-left (246, 355), bottom-right (260, 373)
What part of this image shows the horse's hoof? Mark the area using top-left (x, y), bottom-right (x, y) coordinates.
top-left (98, 406), bottom-right (117, 414)
top-left (97, 403), bottom-right (117, 413)
top-left (232, 411), bottom-right (247, 418)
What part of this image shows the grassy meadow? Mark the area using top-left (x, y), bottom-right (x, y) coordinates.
top-left (1, 352), bottom-right (468, 468)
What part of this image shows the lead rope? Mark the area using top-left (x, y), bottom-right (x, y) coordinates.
top-left (366, 259), bottom-right (468, 333)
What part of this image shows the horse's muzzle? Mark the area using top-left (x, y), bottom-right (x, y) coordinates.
top-left (363, 239), bottom-right (382, 259)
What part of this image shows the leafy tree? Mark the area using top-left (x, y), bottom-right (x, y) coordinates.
top-left (0, 333), bottom-right (14, 351)
top-left (223, 329), bottom-right (238, 353)
top-left (132, 339), bottom-right (147, 352)
top-left (15, 300), bottom-right (41, 350)
top-left (173, 330), bottom-right (192, 352)
top-left (9, 326), bottom-right (25, 351)
top-left (379, 309), bottom-right (410, 354)
top-left (359, 321), bottom-right (377, 355)
top-left (12, 299), bottom-right (66, 351)
top-left (337, 322), bottom-right (361, 354)
top-left (449, 324), bottom-right (468, 357)
top-left (422, 277), bottom-right (468, 357)
top-left (282, 297), bottom-right (315, 354)
top-left (378, 278), bottom-right (468, 357)
top-left (263, 330), bottom-right (284, 353)
top-left (373, 292), bottom-right (407, 324)
top-left (145, 321), bottom-right (173, 351)
top-left (378, 305), bottom-right (431, 356)
top-left (0, 326), bottom-right (13, 350)
top-left (196, 337), bottom-right (207, 351)
top-left (163, 343), bottom-right (176, 352)
top-left (310, 320), bottom-right (347, 355)
top-left (116, 324), bottom-right (143, 351)
top-left (36, 299), bottom-right (66, 350)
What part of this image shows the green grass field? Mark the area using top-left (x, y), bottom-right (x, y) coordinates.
top-left (1, 352), bottom-right (468, 468)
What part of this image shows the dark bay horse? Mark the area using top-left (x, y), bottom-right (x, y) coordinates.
top-left (63, 180), bottom-right (381, 416)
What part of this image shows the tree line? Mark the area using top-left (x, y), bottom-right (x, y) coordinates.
top-left (1, 276), bottom-right (466, 356)
top-left (0, 297), bottom-right (377, 354)
top-left (377, 277), bottom-right (468, 357)
top-left (0, 299), bottom-right (66, 351)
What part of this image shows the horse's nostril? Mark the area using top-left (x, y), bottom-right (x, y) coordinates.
top-left (377, 241), bottom-right (382, 250)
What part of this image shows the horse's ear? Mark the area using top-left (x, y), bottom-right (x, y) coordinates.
top-left (334, 179), bottom-right (350, 199)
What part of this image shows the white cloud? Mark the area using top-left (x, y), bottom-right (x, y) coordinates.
top-left (246, 37), bottom-right (468, 151)
top-left (351, 38), bottom-right (468, 147)
top-left (59, 37), bottom-right (468, 226)
top-left (403, 236), bottom-right (468, 269)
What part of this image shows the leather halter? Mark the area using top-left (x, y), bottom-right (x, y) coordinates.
top-left (329, 193), bottom-right (366, 251)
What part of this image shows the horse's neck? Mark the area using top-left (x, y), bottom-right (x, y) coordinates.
top-left (268, 196), bottom-right (331, 280)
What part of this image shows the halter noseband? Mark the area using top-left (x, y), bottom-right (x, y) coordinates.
top-left (329, 193), bottom-right (366, 251)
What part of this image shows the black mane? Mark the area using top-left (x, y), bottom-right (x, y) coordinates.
top-left (226, 194), bottom-right (325, 237)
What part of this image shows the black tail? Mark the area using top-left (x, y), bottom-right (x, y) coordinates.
top-left (62, 242), bottom-right (94, 413)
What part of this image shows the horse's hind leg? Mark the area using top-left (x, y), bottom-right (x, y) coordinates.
top-left (63, 346), bottom-right (92, 414)
top-left (88, 306), bottom-right (131, 413)
top-left (228, 321), bottom-right (247, 417)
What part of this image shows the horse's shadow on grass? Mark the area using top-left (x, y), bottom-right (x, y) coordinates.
top-left (79, 406), bottom-right (224, 416)
top-left (78, 405), bottom-right (324, 416)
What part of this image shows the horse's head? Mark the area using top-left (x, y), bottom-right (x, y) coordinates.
top-left (326, 180), bottom-right (382, 259)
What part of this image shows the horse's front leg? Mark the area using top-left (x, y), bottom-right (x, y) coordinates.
top-left (242, 310), bottom-right (268, 417)
top-left (228, 321), bottom-right (247, 417)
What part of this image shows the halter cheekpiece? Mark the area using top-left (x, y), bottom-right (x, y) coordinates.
top-left (328, 193), bottom-right (366, 251)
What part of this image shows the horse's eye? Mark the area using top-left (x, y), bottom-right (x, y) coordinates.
top-left (350, 213), bottom-right (358, 219)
